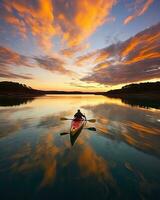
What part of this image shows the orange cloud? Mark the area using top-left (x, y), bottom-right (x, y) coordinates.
top-left (4, 15), bottom-right (26, 38)
top-left (75, 51), bottom-right (98, 66)
top-left (71, 0), bottom-right (117, 46)
top-left (0, 45), bottom-right (75, 79)
top-left (121, 38), bottom-right (140, 58)
top-left (94, 51), bottom-right (110, 64)
top-left (75, 45), bottom-right (115, 67)
top-left (0, 46), bottom-right (29, 67)
top-left (0, 45), bottom-right (33, 79)
top-left (34, 56), bottom-right (76, 76)
top-left (82, 22), bottom-right (160, 85)
top-left (124, 0), bottom-right (154, 24)
top-left (60, 43), bottom-right (90, 57)
top-left (1, 0), bottom-right (55, 52)
top-left (123, 31), bottom-right (160, 65)
top-left (55, 0), bottom-right (117, 47)
top-left (93, 62), bottom-right (110, 72)
top-left (1, 0), bottom-right (117, 52)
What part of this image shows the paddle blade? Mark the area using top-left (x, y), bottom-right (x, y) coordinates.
top-left (86, 127), bottom-right (96, 131)
top-left (88, 119), bottom-right (96, 123)
top-left (60, 132), bottom-right (69, 136)
top-left (60, 117), bottom-right (68, 120)
top-left (60, 117), bottom-right (73, 121)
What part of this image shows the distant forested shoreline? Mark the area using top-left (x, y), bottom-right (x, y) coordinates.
top-left (105, 82), bottom-right (160, 99)
top-left (0, 81), bottom-right (96, 96)
top-left (0, 81), bottom-right (160, 109)
top-left (0, 81), bottom-right (160, 98)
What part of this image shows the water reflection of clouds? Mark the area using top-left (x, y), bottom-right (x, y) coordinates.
top-left (84, 103), bottom-right (160, 158)
top-left (125, 162), bottom-right (160, 199)
top-left (0, 104), bottom-right (72, 140)
top-left (37, 110), bottom-right (72, 129)
top-left (0, 107), bottom-right (33, 139)
top-left (0, 95), bottom-right (159, 198)
top-left (9, 126), bottom-right (116, 194)
top-left (78, 144), bottom-right (115, 183)
top-left (11, 132), bottom-right (64, 188)
top-left (6, 110), bottom-right (72, 188)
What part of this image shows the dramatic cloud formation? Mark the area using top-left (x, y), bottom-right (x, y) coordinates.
top-left (0, 70), bottom-right (32, 79)
top-left (0, 0), bottom-right (55, 51)
top-left (0, 0), bottom-right (117, 51)
top-left (0, 46), bottom-right (29, 68)
top-left (0, 46), bottom-right (32, 79)
top-left (124, 0), bottom-right (154, 24)
top-left (0, 45), bottom-right (75, 78)
top-left (57, 0), bottom-right (117, 47)
top-left (0, 0), bottom-right (159, 90)
top-left (81, 22), bottom-right (160, 85)
top-left (60, 43), bottom-right (90, 57)
top-left (75, 51), bottom-right (98, 66)
top-left (34, 56), bottom-right (75, 75)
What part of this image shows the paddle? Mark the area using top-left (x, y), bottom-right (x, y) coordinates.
top-left (85, 127), bottom-right (96, 131)
top-left (60, 117), bottom-right (96, 123)
top-left (60, 127), bottom-right (96, 136)
top-left (60, 132), bottom-right (69, 136)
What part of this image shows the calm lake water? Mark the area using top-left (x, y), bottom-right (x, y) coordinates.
top-left (0, 95), bottom-right (160, 200)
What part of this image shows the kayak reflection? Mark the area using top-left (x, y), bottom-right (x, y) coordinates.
top-left (70, 126), bottom-right (83, 146)
top-left (60, 128), bottom-right (84, 146)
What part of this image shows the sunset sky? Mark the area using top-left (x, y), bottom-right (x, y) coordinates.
top-left (0, 0), bottom-right (160, 91)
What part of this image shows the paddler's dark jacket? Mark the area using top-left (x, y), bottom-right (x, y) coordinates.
top-left (74, 111), bottom-right (86, 119)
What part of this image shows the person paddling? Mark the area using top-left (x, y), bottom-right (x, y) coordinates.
top-left (74, 109), bottom-right (86, 120)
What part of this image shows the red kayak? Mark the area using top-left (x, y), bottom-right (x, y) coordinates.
top-left (70, 117), bottom-right (86, 136)
top-left (70, 117), bottom-right (86, 146)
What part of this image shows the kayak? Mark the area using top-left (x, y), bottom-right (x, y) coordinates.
top-left (70, 117), bottom-right (86, 135)
top-left (70, 117), bottom-right (86, 145)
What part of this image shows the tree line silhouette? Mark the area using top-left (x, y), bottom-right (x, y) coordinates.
top-left (106, 82), bottom-right (160, 95)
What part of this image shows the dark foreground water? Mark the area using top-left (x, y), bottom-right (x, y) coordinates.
top-left (0, 95), bottom-right (160, 200)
